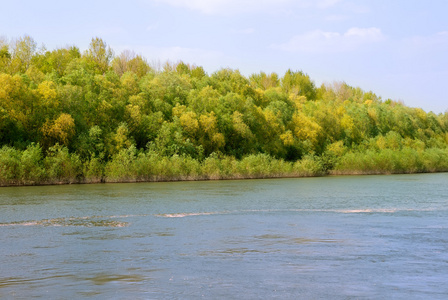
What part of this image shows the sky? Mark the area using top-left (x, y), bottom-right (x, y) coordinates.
top-left (1, 0), bottom-right (447, 113)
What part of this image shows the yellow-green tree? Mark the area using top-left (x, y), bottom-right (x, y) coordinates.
top-left (41, 113), bottom-right (76, 147)
top-left (9, 35), bottom-right (37, 74)
top-left (85, 37), bottom-right (114, 74)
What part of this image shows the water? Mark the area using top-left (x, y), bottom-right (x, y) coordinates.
top-left (1, 174), bottom-right (448, 299)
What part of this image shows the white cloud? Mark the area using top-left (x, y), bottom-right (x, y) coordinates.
top-left (273, 27), bottom-right (385, 53)
top-left (151, 0), bottom-right (341, 14)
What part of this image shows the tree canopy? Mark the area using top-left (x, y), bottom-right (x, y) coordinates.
top-left (1, 36), bottom-right (448, 185)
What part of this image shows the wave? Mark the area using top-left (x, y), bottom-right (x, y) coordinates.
top-left (322, 208), bottom-right (437, 213)
top-left (156, 212), bottom-right (224, 218)
top-left (3, 208), bottom-right (435, 225)
top-left (155, 208), bottom-right (439, 218)
top-left (0, 214), bottom-right (146, 227)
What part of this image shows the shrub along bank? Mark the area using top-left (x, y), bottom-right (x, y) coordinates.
top-left (1, 143), bottom-right (447, 186)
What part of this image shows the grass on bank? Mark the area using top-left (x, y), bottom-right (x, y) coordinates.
top-left (1, 143), bottom-right (447, 186)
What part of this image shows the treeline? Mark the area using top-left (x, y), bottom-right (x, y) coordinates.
top-left (1, 36), bottom-right (448, 185)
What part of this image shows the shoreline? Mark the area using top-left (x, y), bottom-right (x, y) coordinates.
top-left (1, 169), bottom-right (446, 188)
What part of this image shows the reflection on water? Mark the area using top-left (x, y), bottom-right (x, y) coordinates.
top-left (1, 173), bottom-right (448, 299)
top-left (85, 274), bottom-right (146, 285)
top-left (0, 275), bottom-right (78, 288)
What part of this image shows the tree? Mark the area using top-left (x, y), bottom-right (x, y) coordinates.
top-left (210, 68), bottom-right (250, 96)
top-left (9, 35), bottom-right (37, 73)
top-left (112, 50), bottom-right (151, 77)
top-left (249, 72), bottom-right (279, 90)
top-left (110, 122), bottom-right (134, 155)
top-left (32, 46), bottom-right (81, 77)
top-left (41, 113), bottom-right (76, 147)
top-left (281, 69), bottom-right (317, 101)
top-left (0, 37), bottom-right (11, 72)
top-left (179, 111), bottom-right (199, 137)
top-left (85, 37), bottom-right (114, 74)
top-left (0, 74), bottom-right (29, 137)
top-left (292, 111), bottom-right (322, 151)
top-left (198, 112), bottom-right (225, 155)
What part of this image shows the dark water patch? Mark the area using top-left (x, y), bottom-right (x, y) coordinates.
top-left (254, 233), bottom-right (287, 239)
top-left (83, 273), bottom-right (146, 285)
top-left (5, 252), bottom-right (35, 257)
top-left (199, 248), bottom-right (267, 256)
top-left (0, 274), bottom-right (77, 288)
top-left (154, 231), bottom-right (175, 237)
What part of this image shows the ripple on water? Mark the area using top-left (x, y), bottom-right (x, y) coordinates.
top-left (83, 273), bottom-right (146, 285)
top-left (154, 207), bottom-right (441, 219)
top-left (0, 216), bottom-right (134, 227)
top-left (0, 274), bottom-right (77, 288)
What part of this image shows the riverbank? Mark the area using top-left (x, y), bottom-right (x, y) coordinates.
top-left (1, 146), bottom-right (448, 187)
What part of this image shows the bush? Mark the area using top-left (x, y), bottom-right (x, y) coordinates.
top-left (44, 144), bottom-right (83, 183)
top-left (202, 153), bottom-right (222, 179)
top-left (20, 143), bottom-right (45, 184)
top-left (293, 155), bottom-right (325, 176)
top-left (0, 146), bottom-right (20, 185)
top-left (237, 154), bottom-right (273, 178)
top-left (104, 146), bottom-right (138, 182)
top-left (83, 157), bottom-right (105, 183)
top-left (333, 147), bottom-right (448, 174)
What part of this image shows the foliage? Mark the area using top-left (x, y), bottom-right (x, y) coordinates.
top-left (1, 35), bottom-right (448, 185)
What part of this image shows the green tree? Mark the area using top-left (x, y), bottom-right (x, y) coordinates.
top-left (9, 35), bottom-right (37, 73)
top-left (0, 37), bottom-right (11, 72)
top-left (33, 46), bottom-right (81, 77)
top-left (281, 69), bottom-right (317, 101)
top-left (112, 50), bottom-right (150, 77)
top-left (85, 37), bottom-right (114, 74)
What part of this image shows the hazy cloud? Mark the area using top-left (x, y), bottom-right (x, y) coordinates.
top-left (233, 28), bottom-right (255, 34)
top-left (394, 31), bottom-right (448, 70)
top-left (273, 27), bottom-right (385, 53)
top-left (146, 24), bottom-right (159, 31)
top-left (94, 26), bottom-right (127, 36)
top-left (405, 31), bottom-right (448, 50)
top-left (317, 0), bottom-right (341, 9)
top-left (324, 14), bottom-right (349, 21)
top-left (151, 0), bottom-right (342, 14)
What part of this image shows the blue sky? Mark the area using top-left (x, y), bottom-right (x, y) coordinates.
top-left (2, 0), bottom-right (447, 113)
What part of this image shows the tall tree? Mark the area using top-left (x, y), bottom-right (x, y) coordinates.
top-left (10, 35), bottom-right (37, 73)
top-left (85, 37), bottom-right (114, 74)
top-left (281, 69), bottom-right (317, 101)
top-left (112, 50), bottom-right (151, 77)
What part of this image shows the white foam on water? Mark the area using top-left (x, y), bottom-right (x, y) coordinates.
top-left (0, 215), bottom-right (143, 227)
top-left (157, 212), bottom-right (223, 218)
top-left (154, 207), bottom-right (439, 218)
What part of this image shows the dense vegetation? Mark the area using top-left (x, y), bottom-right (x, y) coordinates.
top-left (1, 36), bottom-right (448, 185)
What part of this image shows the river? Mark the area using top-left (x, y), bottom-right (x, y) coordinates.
top-left (1, 174), bottom-right (448, 299)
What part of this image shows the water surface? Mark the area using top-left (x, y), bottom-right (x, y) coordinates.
top-left (1, 174), bottom-right (448, 299)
